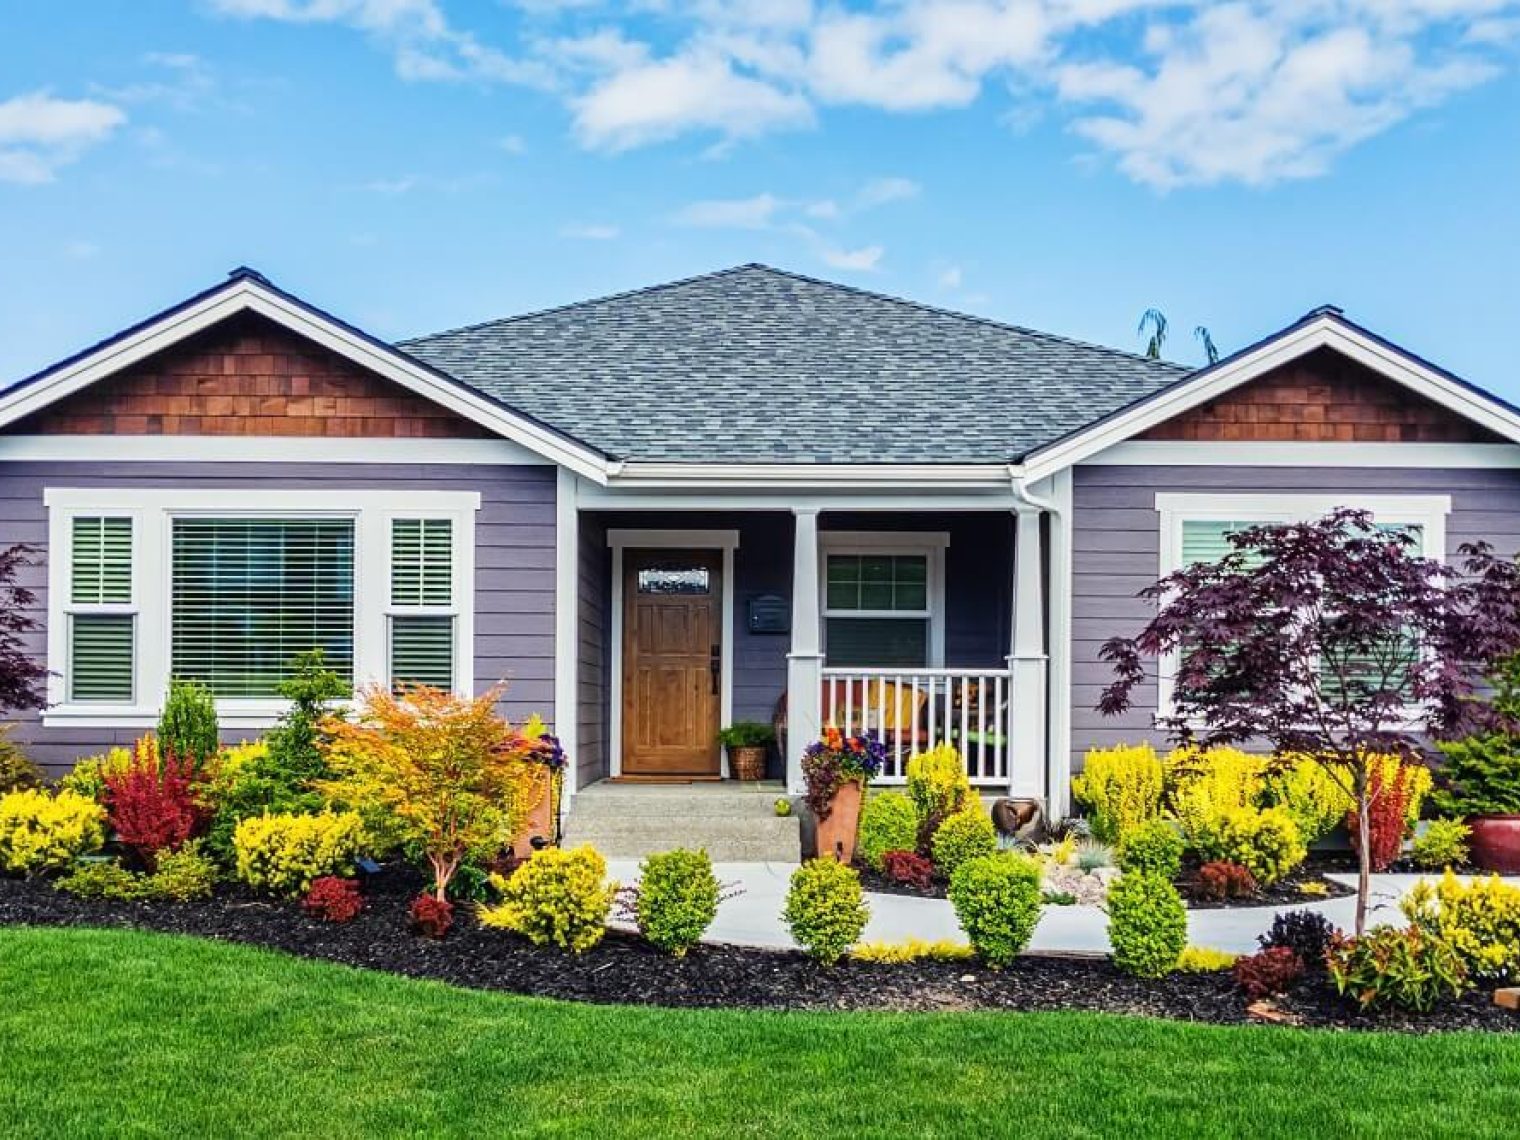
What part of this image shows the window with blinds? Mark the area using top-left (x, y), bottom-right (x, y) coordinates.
top-left (68, 516), bottom-right (135, 703)
top-left (390, 518), bottom-right (455, 691)
top-left (823, 553), bottom-right (931, 668)
top-left (170, 518), bottom-right (356, 697)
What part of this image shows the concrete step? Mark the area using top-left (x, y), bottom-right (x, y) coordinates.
top-left (562, 785), bottom-right (800, 861)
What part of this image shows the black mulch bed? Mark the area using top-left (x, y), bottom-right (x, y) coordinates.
top-left (858, 855), bottom-right (1355, 910)
top-left (2, 872), bottom-right (1515, 1033)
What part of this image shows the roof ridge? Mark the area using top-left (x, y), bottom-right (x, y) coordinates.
top-left (399, 263), bottom-right (764, 346)
top-left (403, 262), bottom-right (1191, 374)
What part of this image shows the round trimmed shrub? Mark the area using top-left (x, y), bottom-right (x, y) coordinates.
top-left (857, 792), bottom-right (919, 872)
top-left (947, 852), bottom-right (1043, 967)
top-left (931, 808), bottom-right (997, 878)
top-left (783, 858), bottom-right (868, 964)
top-left (0, 788), bottom-right (107, 875)
top-left (1107, 871), bottom-right (1187, 978)
top-left (1197, 807), bottom-right (1306, 887)
top-left (490, 844), bottom-right (616, 955)
top-left (1116, 819), bottom-right (1185, 879)
top-left (635, 848), bottom-right (720, 957)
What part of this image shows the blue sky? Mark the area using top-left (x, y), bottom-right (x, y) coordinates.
top-left (2, 1), bottom-right (1518, 399)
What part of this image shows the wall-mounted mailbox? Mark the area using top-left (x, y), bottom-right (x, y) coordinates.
top-left (747, 593), bottom-right (790, 635)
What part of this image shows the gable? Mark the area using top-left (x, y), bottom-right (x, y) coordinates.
top-left (1139, 347), bottom-right (1506, 444)
top-left (5, 313), bottom-right (490, 439)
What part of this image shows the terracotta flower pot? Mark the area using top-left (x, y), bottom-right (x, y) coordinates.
top-left (511, 766), bottom-right (556, 860)
top-left (815, 778), bottom-right (863, 864)
top-left (729, 744), bottom-right (767, 782)
top-left (1467, 815), bottom-right (1520, 873)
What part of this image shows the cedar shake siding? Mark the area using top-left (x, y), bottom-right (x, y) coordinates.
top-left (1141, 348), bottom-right (1505, 444)
top-left (1069, 465), bottom-right (1520, 769)
top-left (0, 462), bottom-right (556, 776)
top-left (7, 314), bottom-right (490, 439)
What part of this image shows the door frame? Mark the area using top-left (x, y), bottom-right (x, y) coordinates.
top-left (608, 529), bottom-right (738, 779)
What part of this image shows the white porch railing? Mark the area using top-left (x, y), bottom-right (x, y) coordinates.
top-left (820, 667), bottom-right (1012, 787)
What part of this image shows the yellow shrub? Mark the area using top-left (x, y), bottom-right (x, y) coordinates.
top-left (1403, 870), bottom-right (1520, 981)
top-left (480, 845), bottom-right (615, 954)
top-left (851, 938), bottom-right (975, 964)
top-left (232, 811), bottom-right (366, 897)
top-left (1268, 756), bottom-right (1353, 843)
top-left (215, 739), bottom-right (270, 779)
top-left (56, 746), bottom-right (134, 801)
top-left (0, 789), bottom-right (107, 874)
top-left (1176, 946), bottom-right (1239, 973)
top-left (1167, 747), bottom-right (1267, 845)
top-left (905, 745), bottom-right (973, 821)
top-left (1071, 744), bottom-right (1164, 843)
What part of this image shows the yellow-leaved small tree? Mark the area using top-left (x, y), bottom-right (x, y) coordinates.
top-left (319, 683), bottom-right (541, 901)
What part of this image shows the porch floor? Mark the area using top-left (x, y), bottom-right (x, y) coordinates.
top-left (563, 780), bottom-right (799, 862)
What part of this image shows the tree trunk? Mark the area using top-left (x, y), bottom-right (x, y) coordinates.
top-left (1355, 792), bottom-right (1371, 937)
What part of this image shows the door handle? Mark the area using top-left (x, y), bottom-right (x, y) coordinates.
top-left (710, 644), bottom-right (721, 695)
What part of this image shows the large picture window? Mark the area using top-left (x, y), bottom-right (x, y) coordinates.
top-left (171, 518), bottom-right (357, 697)
top-left (44, 488), bottom-right (478, 725)
top-left (820, 533), bottom-right (947, 669)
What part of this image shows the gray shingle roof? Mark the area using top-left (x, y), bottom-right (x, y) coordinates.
top-left (400, 264), bottom-right (1190, 464)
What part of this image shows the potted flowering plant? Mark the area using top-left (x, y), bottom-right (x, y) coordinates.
top-left (509, 720), bottom-right (566, 860)
top-left (803, 726), bottom-right (886, 863)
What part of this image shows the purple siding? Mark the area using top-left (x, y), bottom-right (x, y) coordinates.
top-left (0, 461), bottom-right (557, 775)
top-left (1069, 464), bottom-right (1520, 769)
top-left (576, 513), bottom-right (610, 788)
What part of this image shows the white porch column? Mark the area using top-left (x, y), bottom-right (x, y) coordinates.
top-left (1008, 506), bottom-right (1048, 800)
top-left (786, 507), bottom-right (824, 794)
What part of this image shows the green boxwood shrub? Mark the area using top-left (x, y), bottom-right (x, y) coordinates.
top-left (1107, 871), bottom-right (1186, 978)
top-left (857, 792), bottom-right (919, 872)
top-left (1116, 819), bottom-right (1185, 879)
top-left (782, 858), bottom-right (869, 964)
top-left (931, 808), bottom-right (997, 878)
top-left (1410, 819), bottom-right (1471, 871)
top-left (634, 848), bottom-right (720, 957)
top-left (947, 852), bottom-right (1043, 967)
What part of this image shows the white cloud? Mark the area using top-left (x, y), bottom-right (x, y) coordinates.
top-left (673, 192), bottom-right (783, 228)
top-left (855, 175), bottom-right (920, 208)
top-left (497, 133), bottom-right (527, 154)
top-left (938, 264), bottom-right (963, 289)
top-left (0, 91), bottom-right (126, 184)
top-left (203, 0), bottom-right (1520, 186)
top-left (559, 221), bottom-right (620, 239)
top-left (819, 244), bottom-right (883, 271)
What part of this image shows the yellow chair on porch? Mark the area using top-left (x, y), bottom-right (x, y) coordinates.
top-left (862, 678), bottom-right (930, 753)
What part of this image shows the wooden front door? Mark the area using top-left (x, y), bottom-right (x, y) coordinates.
top-left (621, 550), bottom-right (723, 778)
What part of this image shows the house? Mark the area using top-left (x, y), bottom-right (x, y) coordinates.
top-left (4, 263), bottom-right (1519, 851)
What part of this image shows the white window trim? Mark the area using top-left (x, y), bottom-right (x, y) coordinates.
top-left (1153, 492), bottom-right (1450, 721)
top-left (43, 487), bottom-right (480, 729)
top-left (818, 530), bottom-right (949, 669)
top-left (607, 529), bottom-right (739, 779)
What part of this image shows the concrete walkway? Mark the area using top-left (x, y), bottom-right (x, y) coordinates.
top-left (605, 861), bottom-right (1512, 955)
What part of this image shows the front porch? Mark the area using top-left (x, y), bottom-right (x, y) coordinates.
top-left (567, 500), bottom-right (1060, 808)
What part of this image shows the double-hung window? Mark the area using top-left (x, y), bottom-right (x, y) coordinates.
top-left (820, 533), bottom-right (948, 668)
top-left (1155, 492), bottom-right (1450, 718)
top-left (45, 489), bottom-right (478, 725)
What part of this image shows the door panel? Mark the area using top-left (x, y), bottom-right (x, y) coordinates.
top-left (622, 550), bottom-right (722, 777)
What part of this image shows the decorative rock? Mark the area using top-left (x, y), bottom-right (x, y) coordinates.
top-left (1494, 987), bottom-right (1520, 1010)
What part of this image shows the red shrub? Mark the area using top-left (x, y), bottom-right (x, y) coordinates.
top-left (1232, 946), bottom-right (1306, 999)
top-left (302, 876), bottom-right (364, 924)
top-left (881, 849), bottom-right (934, 891)
top-left (103, 744), bottom-right (205, 871)
top-left (1348, 764), bottom-right (1414, 872)
top-left (410, 894), bottom-right (454, 939)
top-left (1197, 860), bottom-right (1258, 902)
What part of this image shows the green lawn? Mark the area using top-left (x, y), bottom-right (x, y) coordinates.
top-left (2, 928), bottom-right (1518, 1139)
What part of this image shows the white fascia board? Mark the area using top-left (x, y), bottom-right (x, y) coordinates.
top-left (1023, 317), bottom-right (1520, 482)
top-left (608, 461), bottom-right (1013, 491)
top-left (0, 277), bottom-right (610, 484)
top-left (1086, 442), bottom-right (1520, 468)
top-left (0, 435), bottom-right (550, 465)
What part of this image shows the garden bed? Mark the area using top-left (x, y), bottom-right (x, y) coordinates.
top-left (0, 872), bottom-right (1511, 1033)
top-left (857, 855), bottom-right (1355, 910)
